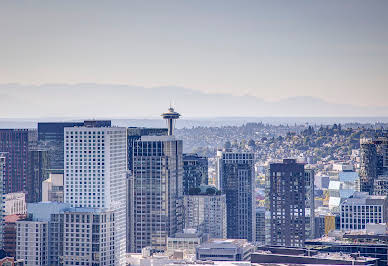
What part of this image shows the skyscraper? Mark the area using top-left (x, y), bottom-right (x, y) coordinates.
top-left (27, 147), bottom-right (48, 203)
top-left (360, 138), bottom-right (378, 194)
top-left (269, 159), bottom-right (305, 247)
top-left (184, 185), bottom-right (226, 238)
top-left (305, 168), bottom-right (315, 239)
top-left (216, 149), bottom-right (255, 242)
top-left (126, 127), bottom-right (168, 172)
top-left (38, 120), bottom-right (111, 171)
top-left (64, 126), bottom-right (127, 265)
top-left (0, 155), bottom-right (5, 249)
top-left (38, 122), bottom-right (84, 170)
top-left (183, 153), bottom-right (208, 194)
top-left (130, 135), bottom-right (183, 252)
top-left (360, 136), bottom-right (388, 195)
top-left (255, 207), bottom-right (266, 246)
top-left (0, 129), bottom-right (30, 194)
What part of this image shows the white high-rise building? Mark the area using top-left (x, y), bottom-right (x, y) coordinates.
top-left (64, 126), bottom-right (127, 265)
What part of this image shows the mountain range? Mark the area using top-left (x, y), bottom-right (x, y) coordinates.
top-left (0, 83), bottom-right (387, 119)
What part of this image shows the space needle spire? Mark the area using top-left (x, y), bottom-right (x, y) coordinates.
top-left (161, 106), bottom-right (181, 136)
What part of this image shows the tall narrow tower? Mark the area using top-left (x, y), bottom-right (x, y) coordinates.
top-left (161, 107), bottom-right (181, 135)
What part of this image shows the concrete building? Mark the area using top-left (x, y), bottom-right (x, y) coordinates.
top-left (15, 202), bottom-right (115, 266)
top-left (3, 192), bottom-right (26, 216)
top-left (216, 149), bottom-right (255, 242)
top-left (183, 153), bottom-right (208, 194)
top-left (340, 192), bottom-right (387, 231)
top-left (255, 207), bottom-right (266, 246)
top-left (166, 229), bottom-right (208, 255)
top-left (196, 239), bottom-right (255, 261)
top-left (57, 208), bottom-right (116, 266)
top-left (64, 126), bottom-right (127, 265)
top-left (130, 135), bottom-right (183, 253)
top-left (16, 219), bottom-right (50, 265)
top-left (269, 159), bottom-right (306, 247)
top-left (42, 173), bottom-right (64, 202)
top-left (184, 185), bottom-right (226, 238)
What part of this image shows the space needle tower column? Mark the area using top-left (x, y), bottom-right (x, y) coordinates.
top-left (161, 107), bottom-right (181, 136)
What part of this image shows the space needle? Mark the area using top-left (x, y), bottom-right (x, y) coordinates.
top-left (161, 107), bottom-right (181, 136)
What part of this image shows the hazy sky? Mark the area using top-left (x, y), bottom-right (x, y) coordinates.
top-left (1, 0), bottom-right (387, 107)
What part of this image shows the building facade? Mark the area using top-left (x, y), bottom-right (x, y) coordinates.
top-left (37, 121), bottom-right (111, 171)
top-left (184, 187), bottom-right (226, 238)
top-left (269, 159), bottom-right (306, 247)
top-left (0, 155), bottom-right (5, 249)
top-left (27, 148), bottom-right (49, 203)
top-left (16, 220), bottom-right (49, 265)
top-left (196, 239), bottom-right (255, 261)
top-left (4, 192), bottom-right (26, 216)
top-left (305, 169), bottom-right (315, 239)
top-left (360, 138), bottom-right (378, 194)
top-left (42, 173), bottom-right (64, 202)
top-left (130, 135), bottom-right (183, 253)
top-left (182, 154), bottom-right (208, 194)
top-left (64, 126), bottom-right (127, 265)
top-left (0, 129), bottom-right (30, 194)
top-left (340, 192), bottom-right (387, 231)
top-left (255, 207), bottom-right (266, 246)
top-left (216, 150), bottom-right (255, 242)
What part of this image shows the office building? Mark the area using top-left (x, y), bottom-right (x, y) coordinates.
top-left (196, 239), bottom-right (255, 261)
top-left (255, 207), bottom-right (266, 246)
top-left (126, 127), bottom-right (167, 172)
top-left (183, 153), bottom-right (208, 194)
top-left (216, 149), bottom-right (255, 242)
top-left (269, 159), bottom-right (305, 247)
top-left (184, 185), bottom-right (226, 238)
top-left (359, 136), bottom-right (388, 195)
top-left (3, 214), bottom-right (26, 258)
top-left (340, 192), bottom-right (387, 231)
top-left (360, 138), bottom-right (378, 194)
top-left (37, 121), bottom-right (111, 171)
top-left (56, 208), bottom-right (116, 266)
top-left (0, 129), bottom-right (30, 194)
top-left (373, 175), bottom-right (388, 196)
top-left (130, 135), bottom-right (183, 253)
top-left (64, 126), bottom-right (127, 265)
top-left (305, 169), bottom-right (315, 239)
top-left (16, 202), bottom-right (70, 265)
top-left (42, 173), bottom-right (64, 202)
top-left (27, 147), bottom-right (48, 203)
top-left (0, 155), bottom-right (5, 249)
top-left (16, 219), bottom-right (50, 265)
top-left (3, 192), bottom-right (26, 215)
